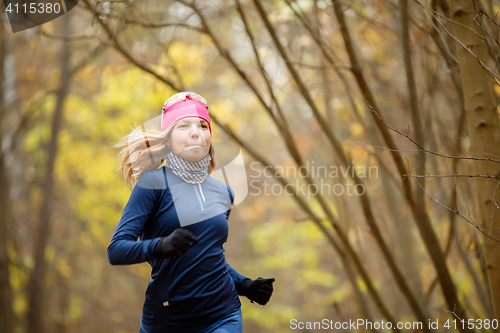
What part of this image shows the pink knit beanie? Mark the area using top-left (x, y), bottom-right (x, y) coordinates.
top-left (161, 95), bottom-right (211, 134)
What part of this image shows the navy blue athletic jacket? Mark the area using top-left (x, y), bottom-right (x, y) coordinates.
top-left (108, 166), bottom-right (250, 326)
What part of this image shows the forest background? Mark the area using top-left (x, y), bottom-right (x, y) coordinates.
top-left (1, 0), bottom-right (500, 332)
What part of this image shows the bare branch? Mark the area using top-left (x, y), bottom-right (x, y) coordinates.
top-left (81, 0), bottom-right (181, 91)
top-left (415, 0), bottom-right (487, 40)
top-left (415, 0), bottom-right (500, 84)
top-left (404, 173), bottom-right (500, 179)
top-left (98, 12), bottom-right (206, 33)
top-left (38, 27), bottom-right (98, 41)
top-left (363, 105), bottom-right (500, 164)
top-left (419, 184), bottom-right (500, 242)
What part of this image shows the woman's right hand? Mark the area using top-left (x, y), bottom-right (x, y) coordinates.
top-left (153, 228), bottom-right (199, 259)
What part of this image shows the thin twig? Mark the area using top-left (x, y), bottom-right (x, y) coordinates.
top-left (363, 105), bottom-right (500, 164)
top-left (284, 59), bottom-right (352, 71)
top-left (449, 134), bottom-right (500, 139)
top-left (38, 27), bottom-right (98, 41)
top-left (96, 12), bottom-right (206, 33)
top-left (404, 173), bottom-right (500, 179)
top-left (419, 184), bottom-right (500, 242)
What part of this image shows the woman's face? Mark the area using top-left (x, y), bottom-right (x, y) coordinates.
top-left (167, 117), bottom-right (211, 162)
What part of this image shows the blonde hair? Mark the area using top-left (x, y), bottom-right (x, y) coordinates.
top-left (115, 122), bottom-right (216, 189)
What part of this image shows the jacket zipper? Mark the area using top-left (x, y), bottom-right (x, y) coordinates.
top-left (194, 183), bottom-right (205, 211)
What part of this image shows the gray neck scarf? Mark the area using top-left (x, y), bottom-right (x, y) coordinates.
top-left (165, 151), bottom-right (211, 184)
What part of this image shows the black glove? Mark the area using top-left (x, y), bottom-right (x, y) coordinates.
top-left (153, 228), bottom-right (199, 260)
top-left (241, 277), bottom-right (275, 305)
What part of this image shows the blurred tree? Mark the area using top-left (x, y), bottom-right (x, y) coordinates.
top-left (451, 0), bottom-right (500, 321)
top-left (0, 4), bottom-right (14, 333)
top-left (26, 13), bottom-right (72, 333)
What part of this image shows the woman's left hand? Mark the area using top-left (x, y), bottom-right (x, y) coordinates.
top-left (241, 277), bottom-right (275, 306)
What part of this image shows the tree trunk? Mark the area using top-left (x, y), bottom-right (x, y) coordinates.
top-left (451, 0), bottom-right (500, 321)
top-left (0, 5), bottom-right (14, 333)
top-left (26, 13), bottom-right (72, 333)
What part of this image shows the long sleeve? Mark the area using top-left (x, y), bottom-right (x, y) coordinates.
top-left (226, 263), bottom-right (250, 295)
top-left (225, 185), bottom-right (249, 294)
top-left (107, 182), bottom-right (162, 265)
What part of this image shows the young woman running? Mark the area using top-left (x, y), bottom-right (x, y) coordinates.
top-left (109, 92), bottom-right (275, 333)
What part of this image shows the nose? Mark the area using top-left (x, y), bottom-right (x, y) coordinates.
top-left (189, 124), bottom-right (201, 138)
